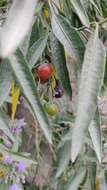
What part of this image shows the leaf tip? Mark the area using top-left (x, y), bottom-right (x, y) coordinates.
top-left (71, 141), bottom-right (80, 162)
top-left (71, 129), bottom-right (83, 163)
top-left (71, 151), bottom-right (77, 163)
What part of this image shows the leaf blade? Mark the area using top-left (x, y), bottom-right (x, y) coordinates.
top-left (0, 60), bottom-right (12, 106)
top-left (56, 141), bottom-right (71, 178)
top-left (50, 32), bottom-right (72, 97)
top-left (65, 168), bottom-right (86, 190)
top-left (71, 25), bottom-right (106, 162)
top-left (89, 108), bottom-right (102, 162)
top-left (70, 0), bottom-right (90, 27)
top-left (8, 49), bottom-right (52, 144)
top-left (6, 151), bottom-right (37, 165)
top-left (27, 34), bottom-right (48, 69)
top-left (0, 109), bottom-right (15, 142)
top-left (0, 0), bottom-right (38, 57)
top-left (50, 8), bottom-right (85, 65)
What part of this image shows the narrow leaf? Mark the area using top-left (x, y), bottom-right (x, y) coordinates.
top-left (71, 25), bottom-right (106, 162)
top-left (65, 168), bottom-right (86, 190)
top-left (27, 34), bottom-right (48, 69)
top-left (0, 60), bottom-right (12, 106)
top-left (51, 8), bottom-right (85, 65)
top-left (5, 152), bottom-right (37, 165)
top-left (89, 0), bottom-right (101, 13)
top-left (0, 109), bottom-right (15, 142)
top-left (0, 184), bottom-right (9, 190)
top-left (80, 0), bottom-right (101, 14)
top-left (70, 0), bottom-right (90, 27)
top-left (88, 152), bottom-right (96, 189)
top-left (50, 32), bottom-right (72, 97)
top-left (8, 49), bottom-right (52, 144)
top-left (0, 0), bottom-right (38, 58)
top-left (28, 19), bottom-right (40, 48)
top-left (58, 130), bottom-right (72, 149)
top-left (11, 81), bottom-right (20, 120)
top-left (52, 0), bottom-right (60, 8)
top-left (89, 108), bottom-right (102, 162)
top-left (28, 18), bottom-right (46, 48)
top-left (56, 141), bottom-right (71, 178)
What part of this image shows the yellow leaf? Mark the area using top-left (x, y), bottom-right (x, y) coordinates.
top-left (0, 156), bottom-right (3, 162)
top-left (96, 176), bottom-right (100, 190)
top-left (11, 81), bottom-right (20, 120)
top-left (12, 80), bottom-right (15, 97)
top-left (44, 8), bottom-right (49, 18)
top-left (0, 164), bottom-right (10, 179)
top-left (53, 67), bottom-right (59, 80)
top-left (61, 3), bottom-right (64, 11)
top-left (51, 76), bottom-right (56, 90)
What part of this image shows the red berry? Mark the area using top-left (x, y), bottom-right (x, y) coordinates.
top-left (37, 63), bottom-right (53, 83)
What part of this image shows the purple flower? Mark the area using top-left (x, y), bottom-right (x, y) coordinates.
top-left (17, 162), bottom-right (27, 173)
top-left (16, 118), bottom-right (26, 129)
top-left (4, 155), bottom-right (13, 165)
top-left (11, 118), bottom-right (26, 134)
top-left (5, 141), bottom-right (13, 149)
top-left (10, 184), bottom-right (21, 190)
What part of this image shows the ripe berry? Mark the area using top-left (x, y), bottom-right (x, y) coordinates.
top-left (37, 63), bottom-right (53, 83)
top-left (44, 102), bottom-right (59, 116)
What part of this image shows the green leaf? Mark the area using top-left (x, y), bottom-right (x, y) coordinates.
top-left (28, 18), bottom-right (46, 48)
top-left (89, 108), bottom-right (102, 162)
top-left (50, 32), bottom-right (72, 97)
top-left (87, 150), bottom-right (96, 190)
top-left (35, 0), bottom-right (44, 15)
top-left (0, 109), bottom-right (15, 142)
top-left (6, 151), bottom-right (37, 165)
top-left (71, 24), bottom-right (106, 162)
top-left (51, 8), bottom-right (85, 65)
top-left (70, 0), bottom-right (90, 27)
top-left (52, 0), bottom-right (60, 8)
top-left (28, 19), bottom-right (40, 48)
top-left (80, 0), bottom-right (101, 15)
top-left (58, 130), bottom-right (72, 149)
top-left (8, 49), bottom-right (52, 144)
top-left (89, 0), bottom-right (101, 13)
top-left (27, 34), bottom-right (48, 69)
top-left (0, 60), bottom-right (12, 106)
top-left (56, 141), bottom-right (71, 178)
top-left (65, 168), bottom-right (87, 190)
top-left (104, 57), bottom-right (107, 86)
top-left (0, 0), bottom-right (38, 58)
top-left (80, 0), bottom-right (90, 10)
top-left (0, 184), bottom-right (9, 190)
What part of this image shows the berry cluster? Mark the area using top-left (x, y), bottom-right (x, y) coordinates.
top-left (37, 63), bottom-right (64, 117)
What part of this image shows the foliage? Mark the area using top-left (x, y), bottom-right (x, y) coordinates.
top-left (0, 0), bottom-right (107, 189)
